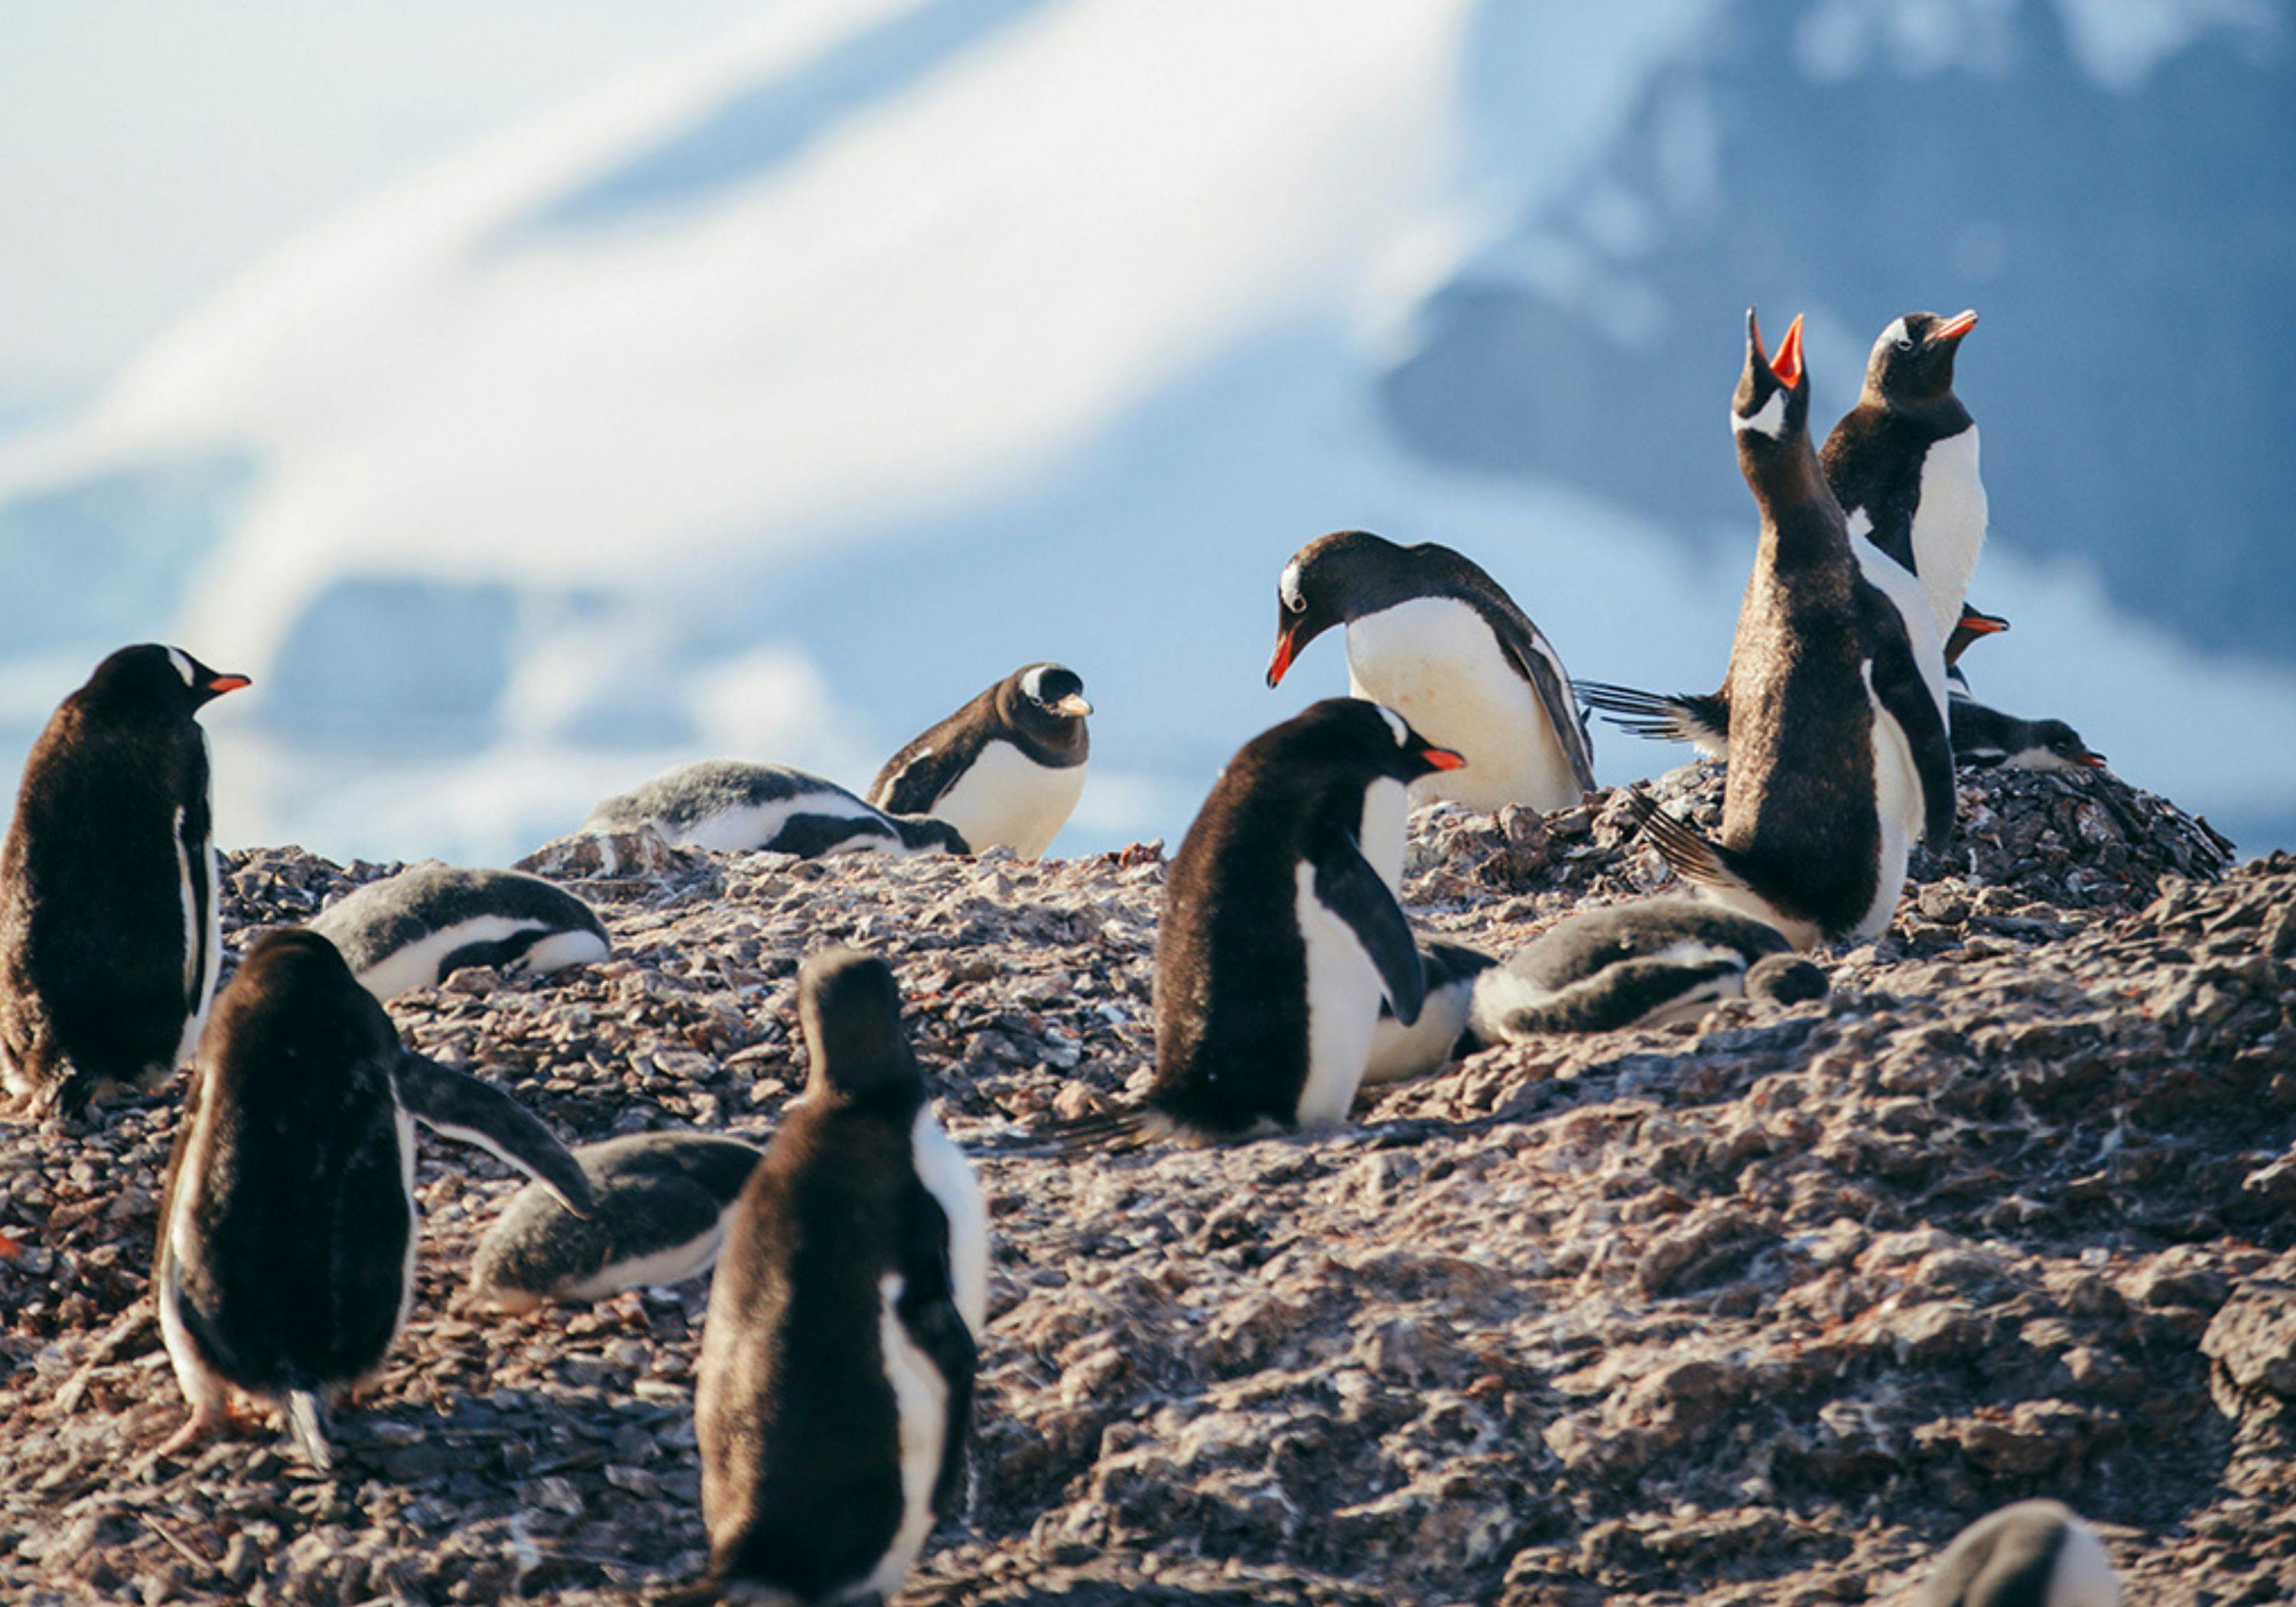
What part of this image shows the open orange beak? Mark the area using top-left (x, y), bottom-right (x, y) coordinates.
top-left (1958, 608), bottom-right (2009, 637)
top-left (1769, 314), bottom-right (1805, 389)
top-left (1265, 631), bottom-right (1296, 689)
top-left (1421, 745), bottom-right (1465, 771)
top-left (206, 674), bottom-right (252, 695)
top-left (1934, 309), bottom-right (1978, 343)
top-left (2078, 751), bottom-right (2108, 770)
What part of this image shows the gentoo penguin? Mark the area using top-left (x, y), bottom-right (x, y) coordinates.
top-left (1467, 899), bottom-right (1826, 1041)
top-left (1628, 311), bottom-right (1955, 949)
top-left (867, 663), bottom-right (1091, 859)
top-left (1825, 309), bottom-right (1986, 644)
top-left (470, 1132), bottom-right (764, 1312)
top-left (680, 949), bottom-right (987, 1607)
top-left (155, 928), bottom-right (592, 1468)
top-left (1917, 1501), bottom-right (2120, 1607)
top-left (1583, 601), bottom-right (2006, 761)
top-left (308, 863), bottom-right (611, 999)
top-left (0, 644), bottom-right (249, 1118)
top-left (1058, 699), bottom-right (1460, 1146)
top-left (1950, 702), bottom-right (2107, 773)
top-left (1582, 310), bottom-right (1986, 755)
top-left (1265, 531), bottom-right (1595, 813)
top-left (585, 761), bottom-right (969, 859)
top-left (1363, 940), bottom-right (1496, 1086)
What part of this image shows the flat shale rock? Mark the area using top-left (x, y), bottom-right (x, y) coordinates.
top-left (0, 772), bottom-right (2285, 1606)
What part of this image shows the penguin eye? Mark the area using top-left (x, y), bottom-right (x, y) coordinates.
top-left (1286, 593), bottom-right (1307, 615)
top-left (1894, 334), bottom-right (1915, 353)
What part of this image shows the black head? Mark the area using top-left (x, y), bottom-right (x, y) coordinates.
top-left (1267, 530), bottom-right (1410, 688)
top-left (1286, 697), bottom-right (1464, 783)
top-left (1945, 605), bottom-right (2009, 668)
top-left (2033, 719), bottom-right (2107, 771)
top-left (1003, 663), bottom-right (1093, 732)
top-left (79, 644), bottom-right (252, 719)
top-left (1861, 309), bottom-right (1977, 412)
top-left (1733, 308), bottom-right (1811, 451)
top-left (797, 947), bottom-right (925, 1103)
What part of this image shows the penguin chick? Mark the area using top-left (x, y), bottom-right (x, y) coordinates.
top-left (868, 663), bottom-right (1091, 858)
top-left (1468, 899), bottom-right (1823, 1040)
top-left (0, 644), bottom-right (249, 1118)
top-left (679, 948), bottom-right (986, 1607)
top-left (1917, 1500), bottom-right (2119, 1607)
top-left (585, 761), bottom-right (968, 859)
top-left (470, 1132), bottom-right (763, 1312)
top-left (155, 929), bottom-right (593, 1469)
top-left (309, 862), bottom-right (610, 999)
top-left (1268, 530), bottom-right (1594, 812)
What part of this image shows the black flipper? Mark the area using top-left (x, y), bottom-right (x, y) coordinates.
top-left (897, 1185), bottom-right (979, 1521)
top-left (390, 1051), bottom-right (596, 1216)
top-left (1491, 621), bottom-right (1599, 794)
top-left (1311, 835), bottom-right (1425, 1026)
top-left (1866, 633), bottom-right (1957, 849)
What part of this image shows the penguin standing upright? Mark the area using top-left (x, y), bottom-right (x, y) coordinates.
top-left (867, 663), bottom-right (1091, 858)
top-left (1629, 311), bottom-right (1955, 948)
top-left (681, 949), bottom-right (987, 1607)
top-left (155, 929), bottom-right (594, 1467)
top-left (1062, 699), bottom-right (1460, 1145)
top-left (1917, 1500), bottom-right (2120, 1607)
top-left (309, 863), bottom-right (611, 999)
top-left (1265, 532), bottom-right (1595, 813)
top-left (1581, 309), bottom-right (1987, 758)
top-left (0, 645), bottom-right (249, 1116)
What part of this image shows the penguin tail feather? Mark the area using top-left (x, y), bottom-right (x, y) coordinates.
top-left (284, 1389), bottom-right (334, 1472)
top-left (1624, 790), bottom-right (1752, 897)
top-left (1023, 1103), bottom-right (1172, 1155)
top-left (1578, 683), bottom-right (1724, 747)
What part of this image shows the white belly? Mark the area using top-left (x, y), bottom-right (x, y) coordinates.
top-left (563, 1205), bottom-right (733, 1303)
top-left (1856, 660), bottom-right (1924, 941)
top-left (909, 1107), bottom-right (989, 1336)
top-left (334, 914), bottom-right (546, 999)
top-left (1345, 598), bottom-right (1583, 813)
top-left (661, 791), bottom-right (885, 855)
top-left (1362, 977), bottom-right (1472, 1085)
top-left (926, 742), bottom-right (1086, 859)
top-left (869, 1271), bottom-right (950, 1601)
top-left (1291, 864), bottom-right (1384, 1124)
top-left (1848, 510), bottom-right (1950, 719)
top-left (1910, 425), bottom-right (1987, 641)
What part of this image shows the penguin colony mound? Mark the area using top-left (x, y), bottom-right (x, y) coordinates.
top-left (0, 767), bottom-right (2285, 1607)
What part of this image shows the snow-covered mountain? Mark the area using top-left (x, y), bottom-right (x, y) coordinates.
top-left (2, 0), bottom-right (2289, 864)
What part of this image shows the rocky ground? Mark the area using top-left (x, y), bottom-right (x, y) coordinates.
top-left (0, 761), bottom-right (2287, 1607)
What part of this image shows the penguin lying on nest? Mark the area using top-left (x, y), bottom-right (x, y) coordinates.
top-left (585, 761), bottom-right (968, 859)
top-left (309, 863), bottom-right (610, 999)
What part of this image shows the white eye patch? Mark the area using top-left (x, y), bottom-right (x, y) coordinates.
top-left (1880, 316), bottom-right (1909, 350)
top-left (1374, 704), bottom-right (1410, 746)
top-left (1280, 562), bottom-right (1306, 613)
top-left (1733, 390), bottom-right (1788, 438)
top-left (166, 647), bottom-right (195, 686)
top-left (1020, 664), bottom-right (1050, 702)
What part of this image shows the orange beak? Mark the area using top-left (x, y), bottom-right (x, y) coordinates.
top-left (1265, 631), bottom-right (1296, 689)
top-left (206, 674), bottom-right (252, 695)
top-left (1769, 314), bottom-right (1805, 389)
top-left (2078, 751), bottom-right (2108, 770)
top-left (1933, 309), bottom-right (1978, 343)
top-left (1421, 745), bottom-right (1465, 771)
top-left (1958, 608), bottom-right (2008, 637)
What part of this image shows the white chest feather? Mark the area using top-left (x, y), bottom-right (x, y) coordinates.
top-left (926, 740), bottom-right (1086, 859)
top-left (871, 1270), bottom-right (951, 1600)
top-left (910, 1106), bottom-right (989, 1337)
top-left (660, 790), bottom-right (882, 854)
top-left (1291, 862), bottom-right (1384, 1125)
top-left (1910, 425), bottom-right (1987, 639)
top-left (563, 1201), bottom-right (737, 1303)
top-left (2047, 1517), bottom-right (2122, 1607)
top-left (1362, 976), bottom-right (1473, 1086)
top-left (1847, 509), bottom-right (1950, 719)
top-left (1857, 660), bottom-right (1923, 941)
top-left (346, 915), bottom-right (548, 999)
top-left (1345, 598), bottom-right (1582, 812)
